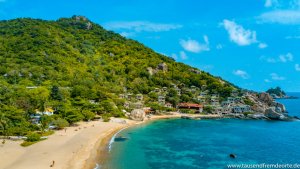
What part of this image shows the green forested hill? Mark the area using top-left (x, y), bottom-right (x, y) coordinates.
top-left (0, 16), bottom-right (236, 135)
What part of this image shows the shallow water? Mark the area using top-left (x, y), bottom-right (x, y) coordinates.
top-left (103, 95), bottom-right (300, 169)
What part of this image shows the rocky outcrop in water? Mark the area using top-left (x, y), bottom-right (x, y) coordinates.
top-left (271, 102), bottom-right (286, 113)
top-left (265, 107), bottom-right (285, 120)
top-left (243, 92), bottom-right (296, 121)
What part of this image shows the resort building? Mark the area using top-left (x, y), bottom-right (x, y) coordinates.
top-left (127, 93), bottom-right (133, 100)
top-left (119, 94), bottom-right (126, 99)
top-left (232, 105), bottom-right (251, 114)
top-left (133, 102), bottom-right (143, 109)
top-left (175, 88), bottom-right (181, 95)
top-left (227, 97), bottom-right (236, 104)
top-left (154, 88), bottom-right (161, 93)
top-left (221, 101), bottom-right (231, 107)
top-left (136, 94), bottom-right (143, 101)
top-left (162, 87), bottom-right (168, 92)
top-left (177, 103), bottom-right (204, 113)
top-left (165, 103), bottom-right (173, 108)
top-left (36, 108), bottom-right (54, 116)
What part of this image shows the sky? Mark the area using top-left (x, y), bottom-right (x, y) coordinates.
top-left (0, 0), bottom-right (300, 92)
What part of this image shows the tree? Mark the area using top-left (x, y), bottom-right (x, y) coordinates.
top-left (81, 110), bottom-right (95, 121)
top-left (50, 85), bottom-right (62, 101)
top-left (40, 115), bottom-right (53, 131)
top-left (203, 106), bottom-right (213, 114)
top-left (52, 118), bottom-right (69, 129)
top-left (26, 132), bottom-right (41, 142)
top-left (65, 110), bottom-right (84, 124)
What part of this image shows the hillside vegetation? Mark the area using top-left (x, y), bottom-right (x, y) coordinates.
top-left (0, 16), bottom-right (236, 136)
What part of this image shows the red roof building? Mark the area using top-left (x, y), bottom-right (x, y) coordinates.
top-left (177, 103), bottom-right (204, 112)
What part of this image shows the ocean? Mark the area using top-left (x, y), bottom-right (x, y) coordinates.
top-left (102, 93), bottom-right (300, 169)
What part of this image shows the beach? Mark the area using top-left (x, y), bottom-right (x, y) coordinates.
top-left (0, 119), bottom-right (133, 169)
top-left (1, 113), bottom-right (207, 169)
top-left (0, 113), bottom-right (222, 169)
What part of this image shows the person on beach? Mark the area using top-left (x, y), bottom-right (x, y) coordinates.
top-left (50, 160), bottom-right (55, 167)
top-left (2, 139), bottom-right (5, 145)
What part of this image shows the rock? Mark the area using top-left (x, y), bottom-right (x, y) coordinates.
top-left (114, 136), bottom-right (128, 142)
top-left (130, 109), bottom-right (145, 121)
top-left (293, 116), bottom-right (300, 120)
top-left (251, 104), bottom-right (266, 113)
top-left (157, 63), bottom-right (168, 72)
top-left (248, 113), bottom-right (267, 120)
top-left (265, 107), bottom-right (285, 120)
top-left (259, 93), bottom-right (274, 105)
top-left (86, 22), bottom-right (92, 30)
top-left (190, 69), bottom-right (201, 74)
top-left (271, 102), bottom-right (286, 113)
top-left (181, 115), bottom-right (200, 120)
top-left (229, 154), bottom-right (236, 158)
top-left (147, 67), bottom-right (156, 75)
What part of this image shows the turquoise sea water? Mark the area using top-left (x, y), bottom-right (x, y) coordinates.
top-left (103, 94), bottom-right (300, 169)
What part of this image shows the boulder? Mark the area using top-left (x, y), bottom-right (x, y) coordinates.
top-left (157, 63), bottom-right (168, 72)
top-left (251, 104), bottom-right (266, 113)
top-left (130, 109), bottom-right (145, 121)
top-left (147, 67), bottom-right (154, 75)
top-left (248, 113), bottom-right (267, 120)
top-left (259, 93), bottom-right (274, 105)
top-left (271, 102), bottom-right (286, 113)
top-left (265, 107), bottom-right (285, 120)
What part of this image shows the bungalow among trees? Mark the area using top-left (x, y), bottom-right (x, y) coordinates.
top-left (36, 108), bottom-right (54, 116)
top-left (177, 103), bottom-right (204, 113)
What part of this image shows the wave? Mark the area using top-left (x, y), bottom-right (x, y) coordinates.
top-left (108, 127), bottom-right (128, 152)
top-left (94, 163), bottom-right (101, 169)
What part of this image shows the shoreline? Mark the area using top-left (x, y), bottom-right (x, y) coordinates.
top-left (90, 113), bottom-right (184, 169)
top-left (0, 113), bottom-right (185, 169)
top-left (0, 113), bottom-right (226, 169)
top-left (90, 113), bottom-right (222, 169)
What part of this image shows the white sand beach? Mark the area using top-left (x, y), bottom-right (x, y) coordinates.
top-left (0, 120), bottom-right (130, 169)
top-left (0, 113), bottom-right (221, 169)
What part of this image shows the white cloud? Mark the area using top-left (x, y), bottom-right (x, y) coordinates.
top-left (279, 53), bottom-right (293, 62)
top-left (120, 32), bottom-right (136, 37)
top-left (180, 36), bottom-right (210, 53)
top-left (265, 0), bottom-right (272, 7)
top-left (264, 79), bottom-right (272, 83)
top-left (295, 64), bottom-right (300, 71)
top-left (270, 73), bottom-right (285, 80)
top-left (267, 58), bottom-right (277, 63)
top-left (258, 43), bottom-right (268, 49)
top-left (290, 0), bottom-right (300, 9)
top-left (285, 36), bottom-right (300, 39)
top-left (222, 19), bottom-right (257, 46)
top-left (260, 53), bottom-right (293, 63)
top-left (179, 51), bottom-right (188, 60)
top-left (265, 0), bottom-right (279, 8)
top-left (259, 10), bottom-right (300, 24)
top-left (216, 44), bottom-right (223, 50)
top-left (233, 70), bottom-right (250, 79)
top-left (104, 21), bottom-right (182, 32)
